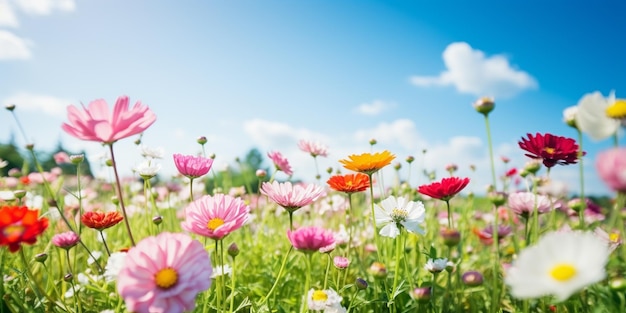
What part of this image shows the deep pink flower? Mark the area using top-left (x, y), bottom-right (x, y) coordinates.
top-left (51, 231), bottom-right (80, 249)
top-left (181, 194), bottom-right (250, 240)
top-left (287, 226), bottom-right (336, 253)
top-left (298, 140), bottom-right (329, 157)
top-left (267, 151), bottom-right (293, 176)
top-left (518, 133), bottom-right (583, 168)
top-left (260, 181), bottom-right (325, 212)
top-left (596, 148), bottom-right (626, 192)
top-left (62, 95), bottom-right (156, 144)
top-left (173, 154), bottom-right (213, 179)
top-left (418, 177), bottom-right (470, 201)
top-left (117, 232), bottom-right (212, 313)
top-left (507, 192), bottom-right (552, 218)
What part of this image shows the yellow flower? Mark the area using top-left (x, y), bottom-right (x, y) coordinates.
top-left (606, 99), bottom-right (626, 119)
top-left (339, 150), bottom-right (395, 175)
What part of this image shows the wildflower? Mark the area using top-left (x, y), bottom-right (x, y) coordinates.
top-left (462, 271), bottom-right (484, 287)
top-left (287, 226), bottom-right (335, 253)
top-left (418, 177), bottom-right (470, 201)
top-left (256, 169), bottom-right (267, 178)
top-left (339, 150), bottom-right (395, 176)
top-left (326, 173), bottom-right (370, 194)
top-left (267, 151), bottom-right (293, 176)
top-left (374, 195), bottom-right (426, 238)
top-left (298, 139), bottom-right (329, 157)
top-left (440, 228), bottom-right (461, 247)
top-left (117, 232), bottom-right (212, 313)
top-left (62, 95), bottom-right (156, 144)
top-left (0, 206), bottom-right (49, 253)
top-left (81, 211), bottom-right (123, 230)
top-left (260, 181), bottom-right (325, 213)
top-left (53, 152), bottom-right (71, 164)
top-left (333, 256), bottom-right (350, 269)
top-left (211, 264), bottom-right (232, 278)
top-left (307, 288), bottom-right (345, 312)
top-left (227, 243), bottom-right (240, 258)
top-left (473, 97), bottom-right (495, 115)
top-left (412, 287), bottom-right (432, 303)
top-left (133, 160), bottom-right (161, 178)
top-left (574, 90), bottom-right (619, 141)
top-left (104, 251), bottom-right (127, 282)
top-left (52, 231), bottom-right (80, 250)
top-left (505, 231), bottom-right (609, 301)
top-left (368, 261), bottom-right (387, 278)
top-left (596, 148), bottom-right (626, 192)
top-left (355, 278), bottom-right (368, 290)
top-left (173, 154), bottom-right (213, 179)
top-left (140, 145), bottom-right (164, 159)
top-left (519, 133), bottom-right (583, 168)
top-left (424, 258), bottom-right (448, 273)
top-left (563, 106), bottom-right (578, 128)
top-left (606, 99), bottom-right (626, 120)
top-left (181, 194), bottom-right (250, 240)
top-left (473, 225), bottom-right (512, 245)
top-left (508, 191), bottom-right (552, 218)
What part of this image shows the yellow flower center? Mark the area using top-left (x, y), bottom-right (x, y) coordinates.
top-left (550, 263), bottom-right (577, 281)
top-left (606, 100), bottom-right (626, 119)
top-left (391, 208), bottom-right (408, 223)
top-left (207, 218), bottom-right (225, 231)
top-left (543, 147), bottom-right (555, 155)
top-left (154, 267), bottom-right (178, 289)
top-left (346, 181), bottom-right (353, 187)
top-left (610, 233), bottom-right (620, 243)
top-left (312, 290), bottom-right (328, 302)
top-left (3, 224), bottom-right (24, 239)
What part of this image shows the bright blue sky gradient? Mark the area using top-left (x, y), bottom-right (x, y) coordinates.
top-left (0, 0), bottom-right (623, 195)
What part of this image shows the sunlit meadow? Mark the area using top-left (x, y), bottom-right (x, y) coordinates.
top-left (1, 94), bottom-right (625, 313)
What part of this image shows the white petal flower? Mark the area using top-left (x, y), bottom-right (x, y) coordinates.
top-left (505, 231), bottom-right (609, 302)
top-left (133, 160), bottom-right (161, 177)
top-left (575, 90), bottom-right (620, 141)
top-left (307, 288), bottom-right (345, 312)
top-left (374, 195), bottom-right (426, 238)
top-left (211, 264), bottom-right (232, 278)
top-left (104, 252), bottom-right (128, 282)
top-left (424, 258), bottom-right (448, 273)
top-left (139, 145), bottom-right (164, 159)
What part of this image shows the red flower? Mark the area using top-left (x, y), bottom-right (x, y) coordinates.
top-left (505, 168), bottom-right (518, 177)
top-left (327, 173), bottom-right (370, 194)
top-left (418, 177), bottom-right (470, 201)
top-left (518, 133), bottom-right (583, 168)
top-left (81, 211), bottom-right (124, 230)
top-left (0, 206), bottom-right (49, 253)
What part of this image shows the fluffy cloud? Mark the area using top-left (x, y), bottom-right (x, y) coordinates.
top-left (0, 30), bottom-right (32, 60)
top-left (0, 0), bottom-right (19, 27)
top-left (355, 100), bottom-right (394, 116)
top-left (2, 93), bottom-right (73, 117)
top-left (13, 0), bottom-right (75, 15)
top-left (410, 42), bottom-right (538, 98)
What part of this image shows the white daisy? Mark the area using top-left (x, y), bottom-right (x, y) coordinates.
top-left (211, 264), bottom-right (232, 279)
top-left (104, 252), bottom-right (128, 282)
top-left (374, 195), bottom-right (426, 238)
top-left (575, 90), bottom-right (620, 141)
top-left (307, 288), bottom-right (346, 312)
top-left (505, 231), bottom-right (610, 302)
top-left (424, 258), bottom-right (448, 273)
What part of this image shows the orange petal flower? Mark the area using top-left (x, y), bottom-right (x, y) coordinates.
top-left (327, 173), bottom-right (370, 193)
top-left (81, 211), bottom-right (124, 230)
top-left (0, 206), bottom-right (49, 253)
top-left (339, 150), bottom-right (395, 175)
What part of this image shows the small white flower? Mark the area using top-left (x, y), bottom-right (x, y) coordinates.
top-left (505, 231), bottom-right (609, 302)
top-left (88, 251), bottom-right (103, 266)
top-left (424, 258), bottom-right (448, 273)
top-left (211, 264), bottom-right (232, 278)
top-left (307, 288), bottom-right (345, 312)
top-left (104, 252), bottom-right (128, 282)
top-left (0, 158), bottom-right (7, 168)
top-left (140, 145), bottom-right (164, 159)
top-left (134, 160), bottom-right (161, 178)
top-left (374, 195), bottom-right (426, 238)
top-left (562, 105), bottom-right (578, 127)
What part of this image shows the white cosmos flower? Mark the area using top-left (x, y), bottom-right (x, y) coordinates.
top-left (424, 258), bottom-right (448, 273)
top-left (575, 90), bottom-right (620, 141)
top-left (139, 145), bottom-right (164, 159)
top-left (374, 195), bottom-right (426, 238)
top-left (133, 160), bottom-right (161, 178)
top-left (562, 105), bottom-right (578, 127)
top-left (505, 231), bottom-right (609, 302)
top-left (307, 288), bottom-right (345, 312)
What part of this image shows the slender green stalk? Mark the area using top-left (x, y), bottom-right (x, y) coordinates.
top-left (108, 144), bottom-right (136, 246)
top-left (260, 246), bottom-right (294, 304)
top-left (229, 255), bottom-right (237, 313)
top-left (391, 230), bottom-right (404, 309)
top-left (368, 174), bottom-right (381, 260)
top-left (214, 240), bottom-right (223, 312)
top-left (484, 115), bottom-right (498, 190)
top-left (301, 254), bottom-right (312, 313)
top-left (99, 231), bottom-right (111, 257)
top-left (577, 128), bottom-right (586, 229)
top-left (491, 203), bottom-right (500, 313)
top-left (323, 253), bottom-right (331, 289)
top-left (445, 200), bottom-right (453, 228)
top-left (220, 240), bottom-right (227, 313)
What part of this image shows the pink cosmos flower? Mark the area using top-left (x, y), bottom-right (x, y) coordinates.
top-left (596, 148), bottom-right (626, 192)
top-left (507, 191), bottom-right (552, 218)
top-left (267, 151), bottom-right (293, 176)
top-left (62, 95), bottom-right (156, 144)
top-left (173, 154), bottom-right (214, 179)
top-left (287, 226), bottom-right (336, 253)
top-left (260, 181), bottom-right (325, 212)
top-left (298, 139), bottom-right (329, 157)
top-left (181, 194), bottom-right (250, 240)
top-left (53, 152), bottom-right (71, 164)
top-left (51, 231), bottom-right (80, 249)
top-left (117, 232), bottom-right (212, 313)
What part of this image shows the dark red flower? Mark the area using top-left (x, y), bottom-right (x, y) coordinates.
top-left (418, 177), bottom-right (470, 201)
top-left (518, 133), bottom-right (583, 168)
top-left (0, 206), bottom-right (49, 253)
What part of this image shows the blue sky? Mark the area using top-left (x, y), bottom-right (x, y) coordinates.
top-left (0, 0), bottom-right (623, 196)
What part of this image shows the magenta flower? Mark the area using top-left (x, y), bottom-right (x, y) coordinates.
top-left (596, 148), bottom-right (626, 193)
top-left (287, 226), bottom-right (336, 253)
top-left (173, 154), bottom-right (214, 179)
top-left (62, 95), bottom-right (156, 144)
top-left (507, 191), bottom-right (552, 218)
top-left (267, 151), bottom-right (293, 176)
top-left (260, 181), bottom-right (325, 212)
top-left (51, 231), bottom-right (80, 250)
top-left (298, 139), bottom-right (329, 157)
top-left (181, 194), bottom-right (250, 240)
top-left (117, 232), bottom-right (212, 313)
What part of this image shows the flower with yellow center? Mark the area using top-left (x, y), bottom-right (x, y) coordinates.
top-left (155, 267), bottom-right (178, 289)
top-left (374, 195), bottom-right (426, 238)
top-left (307, 288), bottom-right (344, 311)
top-left (207, 218), bottom-right (225, 231)
top-left (505, 231), bottom-right (609, 301)
top-left (339, 150), bottom-right (395, 175)
top-left (606, 99), bottom-right (626, 120)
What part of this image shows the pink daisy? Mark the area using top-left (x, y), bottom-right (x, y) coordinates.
top-left (117, 232), bottom-right (212, 313)
top-left (260, 181), bottom-right (325, 212)
top-left (51, 231), bottom-right (80, 250)
top-left (173, 154), bottom-right (214, 179)
top-left (267, 151), bottom-right (293, 176)
top-left (287, 226), bottom-right (336, 253)
top-left (298, 139), bottom-right (329, 157)
top-left (181, 194), bottom-right (250, 240)
top-left (507, 191), bottom-right (553, 218)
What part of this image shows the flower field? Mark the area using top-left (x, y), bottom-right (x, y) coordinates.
top-left (0, 94), bottom-right (625, 313)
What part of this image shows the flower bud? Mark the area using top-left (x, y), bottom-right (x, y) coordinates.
top-left (462, 271), bottom-right (484, 287)
top-left (368, 261), bottom-right (387, 279)
top-left (369, 138), bottom-right (377, 146)
top-left (412, 287), bottom-right (432, 303)
top-left (34, 253), bottom-right (48, 263)
top-left (355, 277), bottom-right (368, 290)
top-left (111, 196), bottom-right (119, 205)
top-left (333, 256), bottom-right (350, 269)
top-left (228, 243), bottom-right (240, 258)
top-left (197, 136), bottom-right (208, 145)
top-left (393, 162), bottom-right (401, 170)
top-left (152, 216), bottom-right (163, 225)
top-left (25, 144), bottom-right (34, 151)
top-left (440, 228), bottom-right (461, 247)
top-left (105, 159), bottom-right (114, 167)
top-left (209, 153), bottom-right (216, 159)
top-left (70, 154), bottom-right (85, 164)
top-left (524, 159), bottom-right (542, 175)
top-left (473, 97), bottom-right (495, 115)
top-left (256, 169), bottom-right (267, 178)
top-left (5, 104), bottom-right (15, 111)
top-left (488, 191), bottom-right (507, 207)
top-left (13, 190), bottom-right (26, 199)
top-left (610, 277), bottom-right (626, 291)
top-left (326, 167), bottom-right (333, 174)
top-left (406, 155), bottom-right (415, 163)
top-left (63, 273), bottom-right (73, 282)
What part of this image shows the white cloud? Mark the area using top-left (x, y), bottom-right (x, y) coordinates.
top-left (13, 0), bottom-right (75, 15)
top-left (355, 100), bottom-right (394, 116)
top-left (410, 42), bottom-right (538, 98)
top-left (2, 93), bottom-right (73, 117)
top-left (0, 30), bottom-right (32, 60)
top-left (354, 119), bottom-right (425, 151)
top-left (0, 0), bottom-right (19, 27)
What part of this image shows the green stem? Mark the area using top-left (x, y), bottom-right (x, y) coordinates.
top-left (577, 129), bottom-right (586, 230)
top-left (391, 230), bottom-right (404, 309)
top-left (368, 174), bottom-right (381, 260)
top-left (323, 253), bottom-right (331, 289)
top-left (260, 246), bottom-right (294, 304)
top-left (445, 200), bottom-right (453, 228)
top-left (301, 254), bottom-right (312, 313)
top-left (215, 240), bottom-right (222, 312)
top-left (491, 203), bottom-right (500, 313)
top-left (229, 256), bottom-right (237, 313)
top-left (108, 144), bottom-right (136, 246)
top-left (484, 114), bottom-right (498, 190)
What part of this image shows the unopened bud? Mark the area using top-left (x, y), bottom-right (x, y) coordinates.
top-left (70, 154), bottom-right (84, 164)
top-left (228, 243), bottom-right (240, 258)
top-left (440, 228), bottom-right (461, 247)
top-left (152, 216), bottom-right (163, 225)
top-left (355, 277), bottom-right (368, 290)
top-left (412, 287), bottom-right (431, 303)
top-left (462, 271), bottom-right (484, 287)
top-left (406, 156), bottom-right (415, 163)
top-left (369, 138), bottom-right (377, 146)
top-left (255, 169), bottom-right (267, 178)
top-left (34, 253), bottom-right (48, 263)
top-left (473, 97), bottom-right (495, 115)
top-left (197, 136), bottom-right (208, 145)
top-left (63, 273), bottom-right (73, 282)
top-left (368, 261), bottom-right (387, 279)
top-left (5, 104), bottom-right (15, 111)
top-left (105, 159), bottom-right (113, 167)
top-left (111, 196), bottom-right (119, 205)
top-left (13, 190), bottom-right (26, 199)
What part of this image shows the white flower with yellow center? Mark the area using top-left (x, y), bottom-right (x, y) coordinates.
top-left (575, 90), bottom-right (620, 141)
top-left (307, 288), bottom-right (345, 312)
top-left (374, 195), bottom-right (426, 238)
top-left (505, 231), bottom-right (609, 301)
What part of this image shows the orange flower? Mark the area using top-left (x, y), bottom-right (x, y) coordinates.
top-left (339, 150), bottom-right (395, 175)
top-left (327, 173), bottom-right (370, 193)
top-left (81, 211), bottom-right (124, 230)
top-left (0, 206), bottom-right (49, 253)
